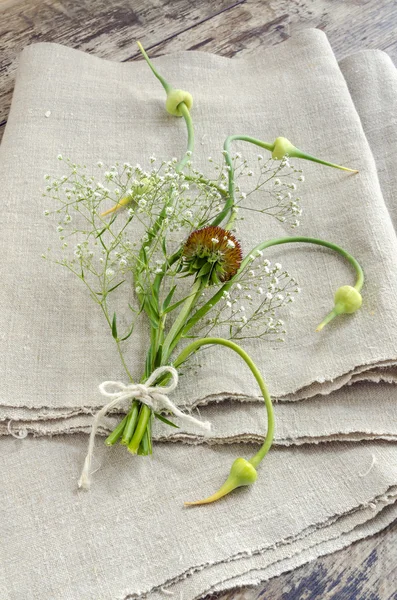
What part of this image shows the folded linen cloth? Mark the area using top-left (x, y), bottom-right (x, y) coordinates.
top-left (1, 435), bottom-right (397, 600)
top-left (1, 31), bottom-right (397, 600)
top-left (2, 381), bottom-right (397, 446)
top-left (2, 29), bottom-right (397, 428)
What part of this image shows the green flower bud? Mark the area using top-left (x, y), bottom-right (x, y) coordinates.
top-left (271, 136), bottom-right (357, 173)
top-left (271, 137), bottom-right (296, 160)
top-left (165, 89), bottom-right (193, 117)
top-left (316, 285), bottom-right (362, 331)
top-left (334, 285), bottom-right (363, 314)
top-left (184, 457), bottom-right (258, 506)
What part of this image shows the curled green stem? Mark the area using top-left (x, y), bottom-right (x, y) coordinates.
top-left (212, 135), bottom-right (358, 229)
top-left (178, 237), bottom-right (364, 345)
top-left (173, 337), bottom-right (274, 505)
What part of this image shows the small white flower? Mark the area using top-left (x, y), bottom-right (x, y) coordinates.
top-left (266, 293), bottom-right (273, 300)
top-left (240, 306), bottom-right (245, 312)
top-left (274, 178), bottom-right (281, 185)
top-left (226, 239), bottom-right (235, 249)
top-left (275, 263), bottom-right (282, 270)
top-left (106, 269), bottom-right (115, 278)
top-left (97, 161), bottom-right (103, 168)
top-left (298, 175), bottom-right (305, 182)
top-left (165, 206), bottom-right (174, 215)
top-left (249, 270), bottom-right (255, 277)
top-left (241, 315), bottom-right (247, 323)
top-left (236, 283), bottom-right (242, 290)
top-left (155, 267), bottom-right (163, 274)
top-left (258, 287), bottom-right (263, 294)
top-left (139, 199), bottom-right (147, 208)
top-left (226, 301), bottom-right (232, 308)
top-left (211, 237), bottom-right (219, 244)
top-left (57, 154), bottom-right (63, 161)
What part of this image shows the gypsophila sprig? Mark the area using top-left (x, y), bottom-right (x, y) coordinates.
top-left (193, 258), bottom-right (300, 342)
top-left (44, 43), bottom-right (364, 505)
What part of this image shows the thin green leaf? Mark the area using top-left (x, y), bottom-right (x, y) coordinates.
top-left (95, 226), bottom-right (107, 239)
top-left (107, 280), bottom-right (125, 294)
top-left (154, 413), bottom-right (180, 429)
top-left (164, 294), bottom-right (191, 314)
top-left (120, 321), bottom-right (135, 341)
top-left (162, 285), bottom-right (177, 311)
top-left (111, 312), bottom-right (118, 339)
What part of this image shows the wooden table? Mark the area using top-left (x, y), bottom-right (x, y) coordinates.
top-left (1, 1), bottom-right (396, 598)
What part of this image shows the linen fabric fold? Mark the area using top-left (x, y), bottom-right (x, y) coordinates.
top-left (1, 435), bottom-right (397, 600)
top-left (1, 29), bottom-right (397, 424)
top-left (1, 30), bottom-right (397, 600)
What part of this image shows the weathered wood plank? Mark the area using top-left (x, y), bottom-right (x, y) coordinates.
top-left (1, 0), bottom-right (397, 133)
top-left (0, 0), bottom-right (240, 125)
top-left (0, 0), bottom-right (396, 597)
top-left (146, 0), bottom-right (397, 61)
top-left (204, 519), bottom-right (397, 599)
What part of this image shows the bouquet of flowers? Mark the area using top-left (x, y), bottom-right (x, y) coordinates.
top-left (43, 43), bottom-right (364, 505)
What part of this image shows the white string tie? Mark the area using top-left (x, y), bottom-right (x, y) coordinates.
top-left (78, 365), bottom-right (211, 490)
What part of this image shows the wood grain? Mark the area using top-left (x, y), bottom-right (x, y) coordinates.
top-left (1, 0), bottom-right (397, 132)
top-left (204, 520), bottom-right (397, 600)
top-left (0, 0), bottom-right (396, 598)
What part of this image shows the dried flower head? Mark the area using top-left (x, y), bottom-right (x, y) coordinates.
top-left (182, 226), bottom-right (242, 285)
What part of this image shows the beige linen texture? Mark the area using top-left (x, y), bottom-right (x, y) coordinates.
top-left (1, 435), bottom-right (397, 600)
top-left (1, 30), bottom-right (397, 425)
top-left (3, 50), bottom-right (397, 451)
top-left (2, 31), bottom-right (397, 600)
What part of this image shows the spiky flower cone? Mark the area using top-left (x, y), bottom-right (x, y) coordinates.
top-left (182, 226), bottom-right (242, 285)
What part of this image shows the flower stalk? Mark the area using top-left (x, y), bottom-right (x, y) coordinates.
top-left (46, 43), bottom-right (365, 502)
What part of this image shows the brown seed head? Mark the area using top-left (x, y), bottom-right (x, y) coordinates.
top-left (182, 226), bottom-right (242, 285)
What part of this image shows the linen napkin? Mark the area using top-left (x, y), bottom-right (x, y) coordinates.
top-left (1, 30), bottom-right (397, 600)
top-left (191, 47), bottom-right (397, 595)
top-left (1, 435), bottom-right (397, 600)
top-left (2, 30), bottom-right (397, 428)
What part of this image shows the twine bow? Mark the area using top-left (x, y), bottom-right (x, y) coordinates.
top-left (78, 365), bottom-right (211, 489)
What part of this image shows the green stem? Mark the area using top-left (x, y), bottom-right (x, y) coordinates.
top-left (128, 405), bottom-right (152, 454)
top-left (174, 337), bottom-right (274, 468)
top-left (176, 102), bottom-right (194, 173)
top-left (181, 236), bottom-right (364, 337)
top-left (105, 415), bottom-right (128, 446)
top-left (121, 401), bottom-right (140, 445)
top-left (212, 135), bottom-right (275, 228)
top-left (137, 42), bottom-right (171, 93)
top-left (162, 278), bottom-right (203, 362)
top-left (212, 134), bottom-right (357, 229)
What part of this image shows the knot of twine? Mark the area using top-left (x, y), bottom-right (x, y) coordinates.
top-left (78, 365), bottom-right (211, 490)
